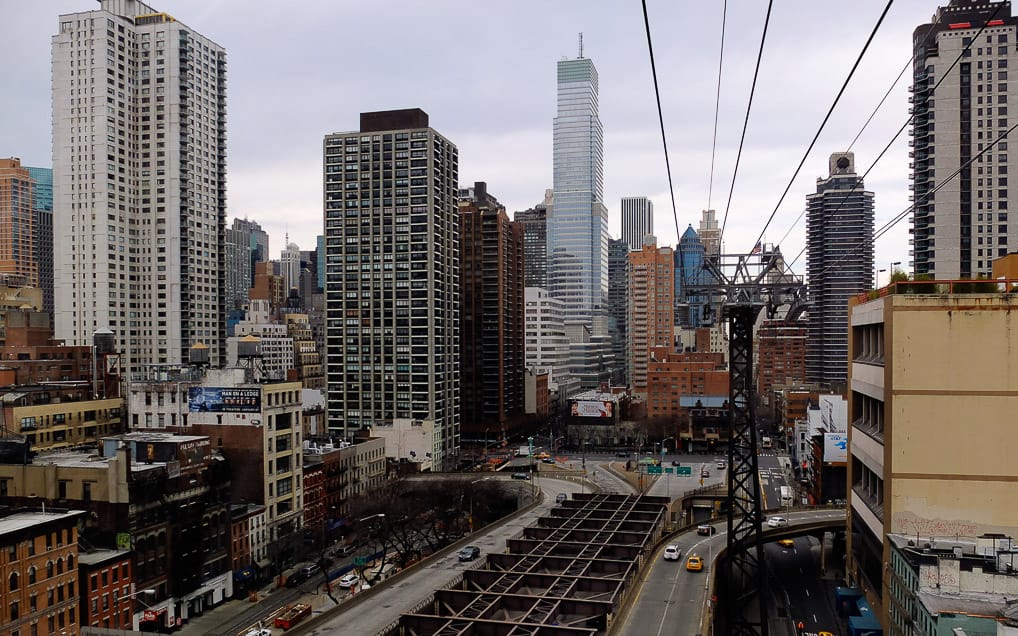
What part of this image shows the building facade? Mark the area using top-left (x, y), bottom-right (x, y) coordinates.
top-left (514, 190), bottom-right (552, 288)
top-left (0, 509), bottom-right (86, 636)
top-left (627, 237), bottom-right (674, 398)
top-left (607, 238), bottom-right (629, 387)
top-left (224, 224), bottom-right (252, 315)
top-left (458, 182), bottom-right (525, 437)
top-left (698, 208), bottom-right (721, 257)
top-left (756, 320), bottom-right (808, 397)
top-left (912, 1), bottom-right (1018, 278)
top-left (0, 158), bottom-right (38, 288)
top-left (620, 196), bottom-right (653, 251)
top-left (27, 166), bottom-right (54, 315)
top-left (806, 152), bottom-right (874, 387)
top-left (323, 108), bottom-right (460, 470)
top-left (52, 1), bottom-right (227, 373)
top-left (847, 283), bottom-right (1018, 631)
top-left (78, 548), bottom-right (135, 630)
top-left (548, 55), bottom-right (610, 328)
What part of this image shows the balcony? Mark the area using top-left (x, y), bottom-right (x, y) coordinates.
top-left (852, 486), bottom-right (884, 523)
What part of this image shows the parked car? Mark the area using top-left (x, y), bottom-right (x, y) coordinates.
top-left (556, 493), bottom-right (568, 504)
top-left (767, 516), bottom-right (788, 528)
top-left (697, 524), bottom-right (717, 536)
top-left (686, 554), bottom-right (704, 572)
top-left (338, 573), bottom-right (360, 589)
top-left (458, 545), bottom-right (481, 561)
top-left (285, 563), bottom-right (319, 587)
top-left (663, 545), bottom-right (681, 561)
top-left (511, 472), bottom-right (530, 480)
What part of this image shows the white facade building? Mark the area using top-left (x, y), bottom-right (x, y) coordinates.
top-left (524, 287), bottom-right (572, 390)
top-left (52, 1), bottom-right (227, 373)
top-left (227, 299), bottom-right (294, 381)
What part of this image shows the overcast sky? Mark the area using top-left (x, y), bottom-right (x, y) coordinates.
top-left (4, 1), bottom-right (940, 281)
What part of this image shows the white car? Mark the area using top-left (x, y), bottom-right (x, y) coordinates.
top-left (767, 516), bottom-right (788, 528)
top-left (338, 573), bottom-right (360, 589)
top-left (245, 630), bottom-right (271, 636)
top-left (663, 545), bottom-right (681, 561)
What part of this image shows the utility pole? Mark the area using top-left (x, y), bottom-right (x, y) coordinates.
top-left (686, 247), bottom-right (808, 636)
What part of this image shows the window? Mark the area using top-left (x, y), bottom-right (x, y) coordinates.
top-left (46, 561), bottom-right (54, 578)
top-left (9, 572), bottom-right (18, 591)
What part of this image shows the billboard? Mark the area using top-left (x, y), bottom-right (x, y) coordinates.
top-left (824, 433), bottom-right (848, 463)
top-left (188, 387), bottom-right (261, 413)
top-left (571, 400), bottom-right (613, 418)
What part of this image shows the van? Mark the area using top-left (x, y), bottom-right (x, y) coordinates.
top-left (335, 543), bottom-right (356, 558)
top-left (285, 563), bottom-right (319, 587)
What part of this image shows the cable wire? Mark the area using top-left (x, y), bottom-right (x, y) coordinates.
top-left (641, 0), bottom-right (681, 246)
top-left (706, 0), bottom-right (728, 213)
top-left (718, 0), bottom-right (773, 250)
top-left (747, 0), bottom-right (894, 254)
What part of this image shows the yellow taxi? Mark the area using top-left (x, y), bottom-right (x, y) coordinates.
top-left (685, 554), bottom-right (704, 572)
top-left (777, 539), bottom-right (795, 548)
top-left (819, 632), bottom-right (834, 636)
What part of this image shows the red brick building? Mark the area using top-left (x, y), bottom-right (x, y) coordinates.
top-left (78, 548), bottom-right (134, 630)
top-left (756, 320), bottom-right (807, 397)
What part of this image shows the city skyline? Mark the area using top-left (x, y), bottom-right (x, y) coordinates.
top-left (2, 1), bottom-right (938, 278)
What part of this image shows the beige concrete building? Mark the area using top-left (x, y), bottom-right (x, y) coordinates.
top-left (847, 283), bottom-right (1018, 632)
top-left (1, 384), bottom-right (121, 452)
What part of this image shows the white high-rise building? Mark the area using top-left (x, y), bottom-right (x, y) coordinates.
top-left (620, 196), bottom-right (653, 251)
top-left (698, 209), bottom-right (721, 257)
top-left (280, 240), bottom-right (301, 295)
top-left (524, 287), bottom-right (572, 390)
top-left (52, 0), bottom-right (227, 372)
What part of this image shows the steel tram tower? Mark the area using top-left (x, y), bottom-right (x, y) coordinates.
top-left (686, 249), bottom-right (807, 636)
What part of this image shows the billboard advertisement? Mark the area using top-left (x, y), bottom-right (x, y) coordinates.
top-left (571, 400), bottom-right (613, 418)
top-left (188, 387), bottom-right (261, 413)
top-left (824, 433), bottom-right (848, 463)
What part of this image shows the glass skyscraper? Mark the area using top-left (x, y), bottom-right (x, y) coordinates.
top-left (548, 55), bottom-right (610, 329)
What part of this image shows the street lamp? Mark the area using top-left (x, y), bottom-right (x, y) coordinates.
top-left (876, 268), bottom-right (886, 288)
top-left (467, 478), bottom-right (491, 533)
top-left (890, 261), bottom-right (902, 283)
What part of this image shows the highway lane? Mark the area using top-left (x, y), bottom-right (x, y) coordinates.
top-left (757, 452), bottom-right (791, 512)
top-left (296, 476), bottom-right (587, 636)
top-left (618, 509), bottom-right (847, 636)
top-left (765, 534), bottom-right (842, 636)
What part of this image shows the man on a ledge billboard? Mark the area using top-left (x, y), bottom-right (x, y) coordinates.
top-left (571, 400), bottom-right (613, 418)
top-left (188, 387), bottom-right (261, 413)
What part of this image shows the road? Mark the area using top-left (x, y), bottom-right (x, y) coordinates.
top-left (765, 534), bottom-right (842, 636)
top-left (618, 509), bottom-right (847, 636)
top-left (757, 451), bottom-right (792, 511)
top-left (296, 476), bottom-right (590, 635)
top-left (644, 454), bottom-right (728, 500)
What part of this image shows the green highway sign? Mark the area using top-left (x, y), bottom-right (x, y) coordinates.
top-left (353, 557), bottom-right (367, 567)
top-left (646, 466), bottom-right (662, 474)
top-left (676, 466), bottom-right (692, 476)
top-left (665, 467), bottom-right (674, 474)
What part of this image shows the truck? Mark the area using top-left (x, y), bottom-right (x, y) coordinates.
top-left (779, 485), bottom-right (793, 507)
top-left (761, 436), bottom-right (773, 449)
top-left (516, 446), bottom-right (531, 457)
top-left (273, 603), bottom-right (311, 630)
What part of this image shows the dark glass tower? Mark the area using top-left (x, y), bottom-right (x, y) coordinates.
top-left (806, 152), bottom-right (874, 387)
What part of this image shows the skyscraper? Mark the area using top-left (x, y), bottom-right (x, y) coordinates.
top-left (323, 109), bottom-right (460, 469)
top-left (607, 238), bottom-right (629, 386)
top-left (27, 166), bottom-right (54, 314)
top-left (232, 217), bottom-right (269, 287)
top-left (912, 1), bottom-right (1018, 279)
top-left (514, 190), bottom-right (552, 288)
top-left (224, 225), bottom-right (252, 314)
top-left (548, 54), bottom-right (610, 328)
top-left (53, 1), bottom-right (227, 371)
top-left (620, 196), bottom-right (653, 251)
top-left (458, 182), bottom-right (525, 436)
top-left (676, 225), bottom-right (709, 329)
top-left (0, 158), bottom-right (37, 287)
top-left (698, 208), bottom-right (721, 257)
top-left (806, 152), bottom-right (874, 387)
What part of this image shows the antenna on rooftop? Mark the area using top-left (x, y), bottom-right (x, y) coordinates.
top-left (579, 32), bottom-right (584, 58)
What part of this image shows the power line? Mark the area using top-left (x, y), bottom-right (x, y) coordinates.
top-left (781, 1), bottom-right (1005, 272)
top-left (748, 0), bottom-right (894, 254)
top-left (718, 0), bottom-right (773, 250)
top-left (706, 0), bottom-right (728, 213)
top-left (803, 119), bottom-right (1018, 281)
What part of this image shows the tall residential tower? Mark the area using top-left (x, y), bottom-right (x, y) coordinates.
top-left (911, 1), bottom-right (1018, 278)
top-left (323, 109), bottom-right (460, 470)
top-left (52, 1), bottom-right (227, 371)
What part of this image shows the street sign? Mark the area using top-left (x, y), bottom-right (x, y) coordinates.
top-left (665, 467), bottom-right (673, 474)
top-left (353, 557), bottom-right (367, 567)
top-left (676, 466), bottom-right (692, 476)
top-left (646, 466), bottom-right (662, 474)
